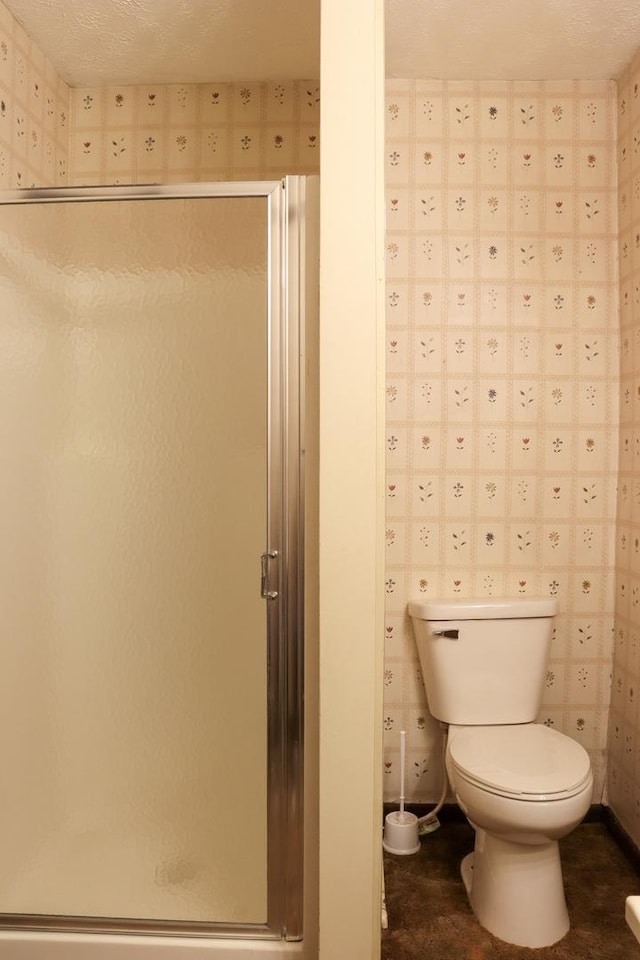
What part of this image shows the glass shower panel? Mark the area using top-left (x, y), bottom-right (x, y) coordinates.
top-left (0, 197), bottom-right (269, 924)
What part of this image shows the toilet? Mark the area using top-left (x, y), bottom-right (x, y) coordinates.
top-left (408, 597), bottom-right (593, 949)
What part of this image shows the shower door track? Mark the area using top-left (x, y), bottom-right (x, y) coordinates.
top-left (0, 180), bottom-right (306, 943)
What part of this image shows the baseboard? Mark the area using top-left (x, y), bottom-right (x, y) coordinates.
top-left (583, 802), bottom-right (607, 823)
top-left (602, 807), bottom-right (640, 871)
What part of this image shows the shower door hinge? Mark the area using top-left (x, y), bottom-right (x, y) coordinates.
top-left (260, 550), bottom-right (278, 600)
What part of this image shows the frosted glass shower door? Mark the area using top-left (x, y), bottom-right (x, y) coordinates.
top-left (0, 191), bottom-right (281, 930)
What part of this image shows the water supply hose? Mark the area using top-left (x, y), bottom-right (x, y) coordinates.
top-left (417, 724), bottom-right (448, 834)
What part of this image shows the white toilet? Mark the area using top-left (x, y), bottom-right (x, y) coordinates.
top-left (408, 597), bottom-right (593, 949)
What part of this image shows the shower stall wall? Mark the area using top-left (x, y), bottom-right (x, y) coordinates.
top-left (0, 178), bottom-right (317, 957)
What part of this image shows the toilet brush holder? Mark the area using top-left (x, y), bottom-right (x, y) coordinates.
top-left (383, 810), bottom-right (420, 855)
top-left (383, 730), bottom-right (420, 855)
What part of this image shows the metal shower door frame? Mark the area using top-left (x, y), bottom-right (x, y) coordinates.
top-left (0, 178), bottom-right (306, 942)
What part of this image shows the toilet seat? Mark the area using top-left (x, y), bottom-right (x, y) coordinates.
top-left (448, 724), bottom-right (592, 802)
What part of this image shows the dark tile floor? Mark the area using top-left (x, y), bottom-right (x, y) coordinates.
top-left (382, 817), bottom-right (640, 960)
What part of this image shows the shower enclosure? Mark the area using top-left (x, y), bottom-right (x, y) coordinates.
top-left (0, 178), bottom-right (316, 957)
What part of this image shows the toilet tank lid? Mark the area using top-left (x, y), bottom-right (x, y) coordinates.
top-left (408, 597), bottom-right (558, 620)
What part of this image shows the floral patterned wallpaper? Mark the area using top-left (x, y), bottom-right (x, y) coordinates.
top-left (67, 81), bottom-right (319, 185)
top-left (0, 0), bottom-right (68, 188)
top-left (610, 54), bottom-right (640, 848)
top-left (383, 80), bottom-right (619, 805)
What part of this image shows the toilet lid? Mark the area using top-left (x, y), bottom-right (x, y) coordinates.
top-left (448, 724), bottom-right (592, 801)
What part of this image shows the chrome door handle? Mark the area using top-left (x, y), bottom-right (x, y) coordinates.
top-left (260, 551), bottom-right (278, 600)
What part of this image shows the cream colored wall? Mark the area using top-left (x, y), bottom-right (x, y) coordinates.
top-left (318, 1), bottom-right (385, 958)
top-left (384, 79), bottom-right (620, 806)
top-left (610, 54), bottom-right (640, 847)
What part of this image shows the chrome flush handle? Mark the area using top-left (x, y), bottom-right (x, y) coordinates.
top-left (432, 629), bottom-right (459, 639)
top-left (260, 551), bottom-right (278, 600)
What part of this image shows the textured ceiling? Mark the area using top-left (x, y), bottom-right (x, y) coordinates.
top-left (386, 0), bottom-right (640, 80)
top-left (3, 0), bottom-right (640, 87)
top-left (3, 0), bottom-right (321, 86)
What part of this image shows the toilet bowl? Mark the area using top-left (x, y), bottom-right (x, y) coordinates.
top-left (446, 723), bottom-right (593, 948)
top-left (447, 724), bottom-right (592, 844)
top-left (408, 597), bottom-right (594, 948)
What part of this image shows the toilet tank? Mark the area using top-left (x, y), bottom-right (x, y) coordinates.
top-left (408, 598), bottom-right (558, 725)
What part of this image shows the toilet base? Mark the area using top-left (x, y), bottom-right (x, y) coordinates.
top-left (462, 828), bottom-right (570, 948)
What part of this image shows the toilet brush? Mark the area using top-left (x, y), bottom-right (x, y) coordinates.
top-left (383, 729), bottom-right (420, 855)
